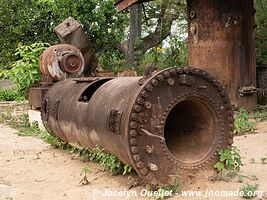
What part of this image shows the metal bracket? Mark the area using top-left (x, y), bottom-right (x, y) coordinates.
top-left (238, 86), bottom-right (258, 96)
top-left (107, 110), bottom-right (123, 134)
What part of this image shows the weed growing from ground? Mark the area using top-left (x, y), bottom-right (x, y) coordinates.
top-left (234, 108), bottom-right (256, 134)
top-left (253, 105), bottom-right (267, 122)
top-left (214, 146), bottom-right (243, 174)
top-left (79, 166), bottom-right (91, 185)
top-left (239, 183), bottom-right (259, 199)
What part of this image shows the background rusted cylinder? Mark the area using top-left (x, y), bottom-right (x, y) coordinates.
top-left (40, 44), bottom-right (84, 85)
top-left (41, 67), bottom-right (234, 187)
top-left (187, 0), bottom-right (257, 110)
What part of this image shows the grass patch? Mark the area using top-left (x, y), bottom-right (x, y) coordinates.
top-left (253, 105), bottom-right (267, 122)
top-left (0, 88), bottom-right (18, 101)
top-left (234, 108), bottom-right (256, 135)
top-left (239, 183), bottom-right (259, 199)
top-left (75, 145), bottom-right (132, 175)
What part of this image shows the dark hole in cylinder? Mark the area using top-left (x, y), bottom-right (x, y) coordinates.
top-left (164, 98), bottom-right (217, 164)
top-left (42, 98), bottom-right (49, 116)
top-left (79, 79), bottom-right (111, 103)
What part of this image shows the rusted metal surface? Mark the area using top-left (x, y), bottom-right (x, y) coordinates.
top-left (115, 0), bottom-right (138, 12)
top-left (29, 43), bottom-right (138, 108)
top-left (41, 67), bottom-right (234, 187)
top-left (187, 0), bottom-right (257, 110)
top-left (40, 44), bottom-right (84, 85)
top-left (28, 86), bottom-right (49, 109)
top-left (28, 44), bottom-right (84, 109)
top-left (54, 17), bottom-right (98, 75)
top-left (115, 0), bottom-right (151, 12)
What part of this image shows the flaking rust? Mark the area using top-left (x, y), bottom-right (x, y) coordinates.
top-left (29, 44), bottom-right (85, 108)
top-left (41, 66), bottom-right (234, 188)
top-left (40, 44), bottom-right (84, 85)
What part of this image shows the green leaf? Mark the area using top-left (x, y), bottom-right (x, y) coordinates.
top-left (214, 162), bottom-right (225, 172)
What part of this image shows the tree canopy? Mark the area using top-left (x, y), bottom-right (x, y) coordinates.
top-left (0, 0), bottom-right (266, 72)
top-left (0, 0), bottom-right (129, 70)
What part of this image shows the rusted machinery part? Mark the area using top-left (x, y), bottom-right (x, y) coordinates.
top-left (40, 44), bottom-right (84, 84)
top-left (41, 67), bottom-right (234, 188)
top-left (59, 52), bottom-right (83, 74)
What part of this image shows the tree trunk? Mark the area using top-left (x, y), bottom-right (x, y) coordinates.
top-left (126, 4), bottom-right (142, 67)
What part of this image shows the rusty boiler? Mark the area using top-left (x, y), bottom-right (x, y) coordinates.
top-left (41, 66), bottom-right (234, 187)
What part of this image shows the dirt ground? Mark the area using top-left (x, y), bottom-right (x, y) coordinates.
top-left (0, 122), bottom-right (267, 200)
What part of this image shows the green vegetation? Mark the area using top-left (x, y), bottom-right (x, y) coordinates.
top-left (123, 164), bottom-right (133, 175)
top-left (79, 166), bottom-right (91, 185)
top-left (0, 43), bottom-right (49, 99)
top-left (0, 0), bottom-right (128, 71)
top-left (0, 0), bottom-right (265, 73)
top-left (77, 145), bottom-right (132, 174)
top-left (0, 104), bottom-right (132, 175)
top-left (234, 108), bottom-right (256, 135)
top-left (233, 106), bottom-right (267, 135)
top-left (214, 146), bottom-right (242, 173)
top-left (239, 183), bottom-right (259, 199)
top-left (138, 39), bottom-right (188, 74)
top-left (250, 175), bottom-right (258, 181)
top-left (0, 0), bottom-right (265, 96)
top-left (0, 0), bottom-right (189, 96)
top-left (253, 105), bottom-right (267, 122)
top-left (237, 175), bottom-right (245, 183)
top-left (0, 89), bottom-right (18, 101)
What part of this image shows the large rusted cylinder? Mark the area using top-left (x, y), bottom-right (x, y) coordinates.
top-left (41, 67), bottom-right (233, 187)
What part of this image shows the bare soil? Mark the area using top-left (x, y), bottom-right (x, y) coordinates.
top-left (0, 122), bottom-right (267, 200)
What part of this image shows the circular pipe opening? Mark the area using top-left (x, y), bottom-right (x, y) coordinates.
top-left (164, 98), bottom-right (217, 164)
